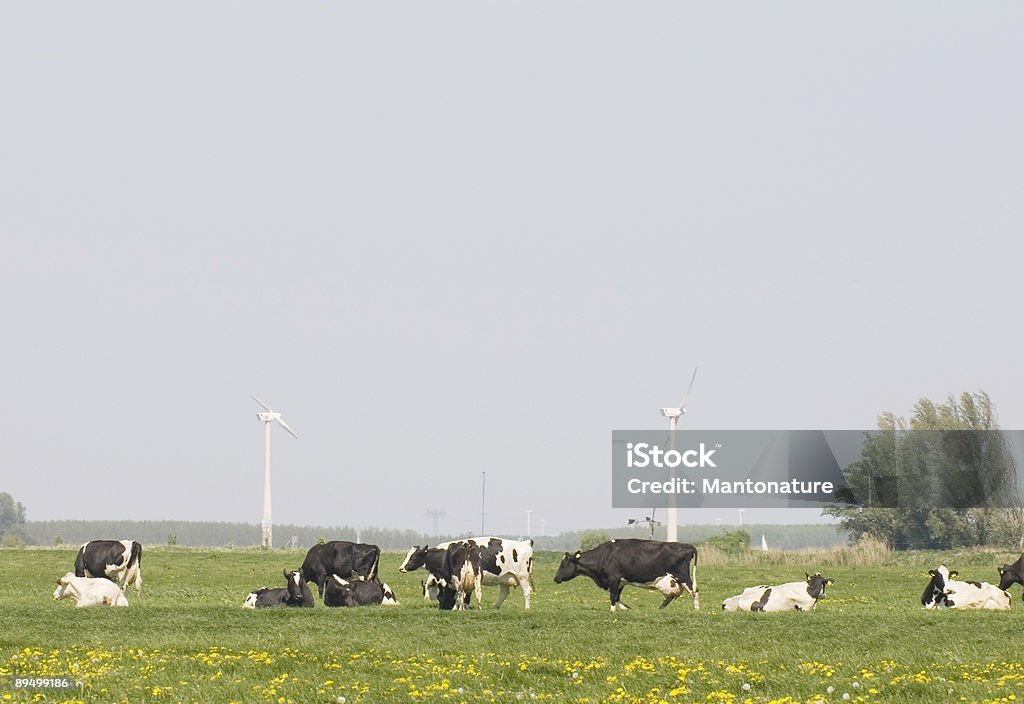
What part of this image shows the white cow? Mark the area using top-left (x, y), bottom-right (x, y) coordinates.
top-left (53, 572), bottom-right (129, 608)
top-left (401, 536), bottom-right (535, 609)
top-left (722, 573), bottom-right (833, 612)
top-left (921, 565), bottom-right (1010, 610)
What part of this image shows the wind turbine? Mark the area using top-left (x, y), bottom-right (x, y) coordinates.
top-left (252, 396), bottom-right (298, 549)
top-left (659, 367), bottom-right (697, 543)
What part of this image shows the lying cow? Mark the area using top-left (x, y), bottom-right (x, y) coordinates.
top-left (922, 565), bottom-right (1010, 610)
top-left (722, 574), bottom-right (833, 612)
top-left (553, 539), bottom-right (699, 611)
top-left (997, 553), bottom-right (1024, 595)
top-left (242, 570), bottom-right (315, 609)
top-left (53, 572), bottom-right (128, 608)
top-left (323, 575), bottom-right (399, 607)
top-left (400, 536), bottom-right (535, 609)
top-left (75, 540), bottom-right (143, 593)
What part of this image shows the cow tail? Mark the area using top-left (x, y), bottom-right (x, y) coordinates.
top-left (692, 550), bottom-right (699, 610)
top-left (369, 551), bottom-right (380, 581)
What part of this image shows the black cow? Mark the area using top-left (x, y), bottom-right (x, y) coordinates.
top-left (998, 553), bottom-right (1024, 593)
top-left (300, 541), bottom-right (380, 598)
top-left (399, 543), bottom-right (480, 610)
top-left (74, 540), bottom-right (143, 593)
top-left (553, 539), bottom-right (699, 611)
top-left (323, 574), bottom-right (399, 607)
top-left (242, 570), bottom-right (315, 608)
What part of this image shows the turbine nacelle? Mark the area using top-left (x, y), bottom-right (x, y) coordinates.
top-left (659, 407), bottom-right (686, 418)
top-left (256, 412), bottom-right (282, 422)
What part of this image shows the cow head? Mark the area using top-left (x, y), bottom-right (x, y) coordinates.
top-left (998, 563), bottom-right (1022, 591)
top-left (53, 572), bottom-right (75, 600)
top-left (399, 546), bottom-right (429, 573)
top-left (553, 551), bottom-right (582, 583)
top-left (922, 565), bottom-right (956, 608)
top-left (804, 573), bottom-right (834, 600)
top-left (284, 570), bottom-right (313, 607)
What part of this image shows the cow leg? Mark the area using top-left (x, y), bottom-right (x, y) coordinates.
top-left (659, 594), bottom-right (677, 609)
top-left (609, 581), bottom-right (630, 612)
top-left (520, 578), bottom-right (532, 610)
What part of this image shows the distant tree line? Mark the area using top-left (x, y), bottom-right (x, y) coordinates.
top-left (19, 519), bottom-right (846, 551)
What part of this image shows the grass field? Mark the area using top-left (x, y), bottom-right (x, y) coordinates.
top-left (2, 547), bottom-right (1024, 703)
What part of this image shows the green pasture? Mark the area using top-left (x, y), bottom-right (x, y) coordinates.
top-left (2, 547), bottom-right (1024, 703)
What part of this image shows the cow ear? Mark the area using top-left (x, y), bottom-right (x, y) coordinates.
top-left (283, 569), bottom-right (289, 578)
top-left (574, 551), bottom-right (582, 560)
top-left (999, 566), bottom-right (1006, 574)
top-left (950, 571), bottom-right (959, 578)
top-left (928, 569), bottom-right (937, 576)
top-left (805, 572), bottom-right (811, 581)
top-left (826, 579), bottom-right (834, 585)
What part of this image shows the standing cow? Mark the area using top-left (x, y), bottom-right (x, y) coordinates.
top-left (997, 553), bottom-right (1024, 594)
top-left (398, 543), bottom-right (482, 611)
top-left (75, 540), bottom-right (143, 593)
top-left (553, 539), bottom-right (699, 611)
top-left (300, 541), bottom-right (380, 598)
top-left (399, 536), bottom-right (535, 609)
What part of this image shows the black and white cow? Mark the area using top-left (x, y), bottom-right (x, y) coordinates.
top-left (74, 540), bottom-right (143, 593)
top-left (399, 537), bottom-right (535, 609)
top-left (722, 574), bottom-right (833, 612)
top-left (323, 575), bottom-right (399, 607)
top-left (300, 541), bottom-right (380, 598)
top-left (399, 543), bottom-right (481, 611)
top-left (553, 539), bottom-right (699, 611)
top-left (922, 564), bottom-right (1010, 610)
top-left (242, 570), bottom-right (315, 609)
top-left (997, 553), bottom-right (1024, 594)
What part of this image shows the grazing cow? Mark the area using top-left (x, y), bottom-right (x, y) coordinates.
top-left (400, 537), bottom-right (535, 609)
top-left (323, 575), bottom-right (399, 607)
top-left (399, 543), bottom-right (481, 610)
top-left (300, 541), bottom-right (380, 598)
top-left (242, 570), bottom-right (315, 609)
top-left (553, 539), bottom-right (699, 611)
top-left (53, 572), bottom-right (128, 608)
top-left (74, 540), bottom-right (143, 593)
top-left (997, 554), bottom-right (1024, 594)
top-left (722, 574), bottom-right (833, 612)
top-left (922, 565), bottom-right (1010, 610)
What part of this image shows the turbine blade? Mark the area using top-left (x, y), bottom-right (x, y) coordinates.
top-left (678, 366), bottom-right (698, 410)
top-left (251, 395), bottom-right (273, 413)
top-left (276, 416), bottom-right (298, 439)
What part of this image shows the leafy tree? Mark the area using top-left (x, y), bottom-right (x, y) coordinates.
top-left (579, 529), bottom-right (610, 551)
top-left (825, 392), bottom-right (1023, 549)
top-left (705, 530), bottom-right (751, 554)
top-left (0, 492), bottom-right (27, 540)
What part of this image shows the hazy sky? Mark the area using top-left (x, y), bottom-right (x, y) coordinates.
top-left (2, 3), bottom-right (1022, 539)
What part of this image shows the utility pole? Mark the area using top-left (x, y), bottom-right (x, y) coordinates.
top-left (481, 472), bottom-right (486, 536)
top-left (425, 509), bottom-right (446, 536)
top-left (526, 509), bottom-right (533, 539)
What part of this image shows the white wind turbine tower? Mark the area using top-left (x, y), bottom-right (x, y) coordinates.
top-left (252, 396), bottom-right (298, 549)
top-left (659, 367), bottom-right (697, 543)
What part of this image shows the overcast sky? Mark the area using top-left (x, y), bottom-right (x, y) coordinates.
top-left (2, 3), bottom-right (1022, 539)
